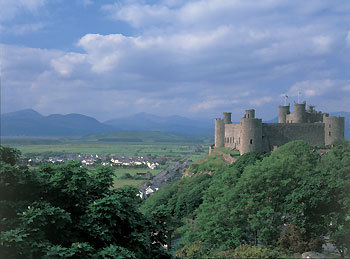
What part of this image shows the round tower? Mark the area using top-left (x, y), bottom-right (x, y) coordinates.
top-left (223, 112), bottom-right (232, 124)
top-left (215, 118), bottom-right (225, 148)
top-left (245, 109), bottom-right (255, 119)
top-left (323, 114), bottom-right (345, 145)
top-left (239, 116), bottom-right (262, 155)
top-left (293, 102), bottom-right (306, 123)
top-left (278, 105), bottom-right (290, 123)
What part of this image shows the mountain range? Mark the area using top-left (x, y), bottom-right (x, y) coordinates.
top-left (1, 109), bottom-right (349, 139)
top-left (0, 109), bottom-right (213, 137)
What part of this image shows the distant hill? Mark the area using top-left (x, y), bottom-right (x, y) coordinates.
top-left (1, 109), bottom-right (114, 136)
top-left (1, 109), bottom-right (213, 137)
top-left (264, 111), bottom-right (350, 140)
top-left (104, 112), bottom-right (213, 136)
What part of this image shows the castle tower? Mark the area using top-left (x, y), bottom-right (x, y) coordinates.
top-left (293, 101), bottom-right (306, 123)
top-left (278, 105), bottom-right (290, 123)
top-left (223, 112), bottom-right (232, 124)
top-left (323, 113), bottom-right (345, 145)
top-left (239, 109), bottom-right (262, 155)
top-left (214, 118), bottom-right (225, 148)
top-left (245, 109), bottom-right (255, 119)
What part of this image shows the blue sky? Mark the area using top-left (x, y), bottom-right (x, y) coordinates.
top-left (1, 0), bottom-right (350, 121)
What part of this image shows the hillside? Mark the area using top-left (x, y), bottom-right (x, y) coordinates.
top-left (1, 109), bottom-right (114, 136)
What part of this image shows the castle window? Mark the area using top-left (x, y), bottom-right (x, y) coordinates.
top-left (250, 139), bottom-right (253, 144)
top-left (247, 114), bottom-right (249, 118)
top-left (329, 132), bottom-right (331, 136)
top-left (329, 124), bottom-right (331, 128)
top-left (239, 138), bottom-right (240, 144)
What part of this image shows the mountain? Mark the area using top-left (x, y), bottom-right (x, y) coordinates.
top-left (264, 112), bottom-right (350, 140)
top-left (104, 112), bottom-right (213, 136)
top-left (1, 110), bottom-right (213, 137)
top-left (1, 109), bottom-right (114, 136)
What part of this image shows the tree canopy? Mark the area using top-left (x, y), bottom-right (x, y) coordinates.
top-left (0, 146), bottom-right (169, 258)
top-left (176, 141), bottom-right (350, 257)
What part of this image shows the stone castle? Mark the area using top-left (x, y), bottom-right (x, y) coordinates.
top-left (214, 101), bottom-right (345, 155)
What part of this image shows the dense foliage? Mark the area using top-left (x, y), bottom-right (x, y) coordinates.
top-left (142, 140), bottom-right (349, 257)
top-left (176, 140), bottom-right (350, 257)
top-left (0, 146), bottom-right (169, 258)
top-left (1, 140), bottom-right (349, 258)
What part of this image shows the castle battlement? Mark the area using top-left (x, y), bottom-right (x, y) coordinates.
top-left (214, 102), bottom-right (345, 155)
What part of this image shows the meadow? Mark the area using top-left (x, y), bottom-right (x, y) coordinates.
top-left (2, 131), bottom-right (211, 158)
top-left (2, 134), bottom-right (211, 188)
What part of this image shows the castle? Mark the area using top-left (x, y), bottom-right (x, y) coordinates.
top-left (214, 101), bottom-right (345, 155)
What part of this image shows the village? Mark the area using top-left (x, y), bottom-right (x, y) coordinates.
top-left (26, 153), bottom-right (166, 170)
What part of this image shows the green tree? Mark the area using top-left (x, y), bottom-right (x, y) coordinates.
top-left (316, 140), bottom-right (350, 257)
top-left (0, 146), bottom-right (169, 258)
top-left (179, 141), bottom-right (346, 256)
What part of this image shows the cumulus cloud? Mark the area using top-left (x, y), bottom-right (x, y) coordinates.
top-left (2, 0), bottom-right (350, 120)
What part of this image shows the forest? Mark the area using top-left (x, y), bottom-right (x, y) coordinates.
top-left (1, 140), bottom-right (349, 258)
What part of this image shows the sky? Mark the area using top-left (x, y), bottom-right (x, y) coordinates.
top-left (1, 0), bottom-right (350, 122)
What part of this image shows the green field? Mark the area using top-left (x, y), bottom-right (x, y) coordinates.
top-left (113, 168), bottom-right (162, 177)
top-left (2, 133), bottom-right (211, 189)
top-left (113, 179), bottom-right (145, 189)
top-left (112, 168), bottom-right (162, 188)
top-left (3, 142), bottom-right (205, 158)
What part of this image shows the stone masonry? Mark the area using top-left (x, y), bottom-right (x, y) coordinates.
top-left (214, 101), bottom-right (345, 155)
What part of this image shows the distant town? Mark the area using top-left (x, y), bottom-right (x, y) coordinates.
top-left (26, 153), bottom-right (165, 169)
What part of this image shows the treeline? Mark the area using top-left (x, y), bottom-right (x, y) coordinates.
top-left (142, 140), bottom-right (350, 258)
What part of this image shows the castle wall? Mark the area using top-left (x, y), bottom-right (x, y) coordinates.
top-left (225, 123), bottom-right (240, 149)
top-left (262, 123), bottom-right (325, 151)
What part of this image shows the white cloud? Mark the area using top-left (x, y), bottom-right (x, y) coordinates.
top-left (249, 97), bottom-right (273, 107)
top-left (0, 0), bottom-right (46, 22)
top-left (288, 80), bottom-right (339, 98)
top-left (6, 22), bottom-right (46, 35)
top-left (2, 0), bottom-right (350, 119)
top-left (312, 35), bottom-right (332, 54)
top-left (51, 53), bottom-right (87, 77)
